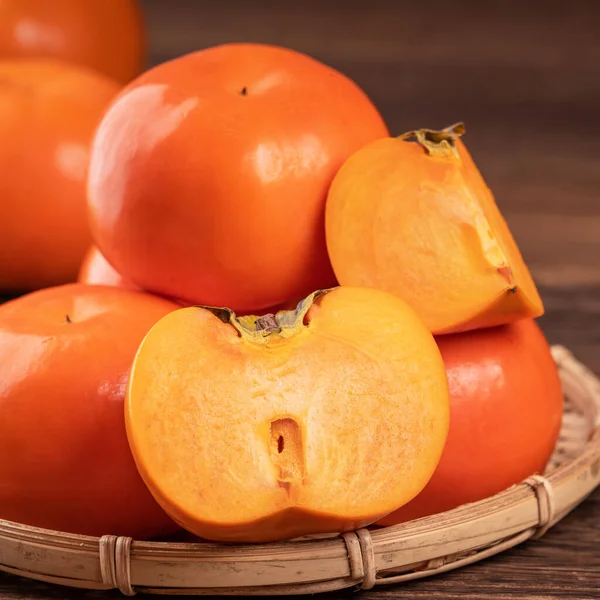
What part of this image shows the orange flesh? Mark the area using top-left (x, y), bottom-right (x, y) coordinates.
top-left (126, 287), bottom-right (449, 542)
top-left (325, 132), bottom-right (544, 334)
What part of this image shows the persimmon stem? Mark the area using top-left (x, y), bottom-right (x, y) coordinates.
top-left (399, 122), bottom-right (465, 159)
top-left (198, 288), bottom-right (335, 343)
top-left (255, 314), bottom-right (280, 334)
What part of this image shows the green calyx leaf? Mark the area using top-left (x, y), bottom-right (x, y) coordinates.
top-left (399, 122), bottom-right (465, 159)
top-left (198, 288), bottom-right (334, 343)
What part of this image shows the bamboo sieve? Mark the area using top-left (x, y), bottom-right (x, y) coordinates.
top-left (0, 345), bottom-right (599, 595)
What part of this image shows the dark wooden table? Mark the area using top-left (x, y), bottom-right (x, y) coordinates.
top-left (2, 1), bottom-right (600, 598)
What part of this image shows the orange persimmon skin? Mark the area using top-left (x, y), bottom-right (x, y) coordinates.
top-left (0, 59), bottom-right (120, 292)
top-left (0, 284), bottom-right (180, 538)
top-left (78, 245), bottom-right (135, 290)
top-left (378, 319), bottom-right (563, 525)
top-left (0, 0), bottom-right (145, 83)
top-left (126, 287), bottom-right (449, 543)
top-left (88, 43), bottom-right (389, 313)
top-left (77, 247), bottom-right (194, 305)
top-left (325, 131), bottom-right (544, 334)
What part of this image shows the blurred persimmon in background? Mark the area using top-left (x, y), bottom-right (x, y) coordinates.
top-left (0, 58), bottom-right (120, 292)
top-left (0, 0), bottom-right (145, 83)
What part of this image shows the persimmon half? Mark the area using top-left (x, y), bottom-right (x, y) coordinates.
top-left (0, 284), bottom-right (180, 538)
top-left (378, 318), bottom-right (563, 525)
top-left (325, 123), bottom-right (544, 334)
top-left (0, 58), bottom-right (120, 292)
top-left (0, 0), bottom-right (145, 83)
top-left (126, 287), bottom-right (449, 543)
top-left (88, 43), bottom-right (389, 313)
top-left (78, 245), bottom-right (134, 290)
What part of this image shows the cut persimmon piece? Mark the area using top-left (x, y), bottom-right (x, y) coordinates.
top-left (325, 123), bottom-right (544, 334)
top-left (126, 287), bottom-right (449, 543)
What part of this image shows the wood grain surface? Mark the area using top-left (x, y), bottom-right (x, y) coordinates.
top-left (2, 0), bottom-right (600, 598)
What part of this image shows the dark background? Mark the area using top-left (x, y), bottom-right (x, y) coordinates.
top-left (139, 0), bottom-right (600, 373)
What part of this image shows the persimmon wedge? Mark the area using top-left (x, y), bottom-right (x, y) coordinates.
top-left (325, 123), bottom-right (544, 334)
top-left (126, 287), bottom-right (449, 543)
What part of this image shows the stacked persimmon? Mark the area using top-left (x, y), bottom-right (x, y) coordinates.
top-left (0, 37), bottom-right (563, 543)
top-left (0, 1), bottom-right (179, 540)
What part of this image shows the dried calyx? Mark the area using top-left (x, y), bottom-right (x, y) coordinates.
top-left (399, 122), bottom-right (465, 159)
top-left (201, 289), bottom-right (332, 343)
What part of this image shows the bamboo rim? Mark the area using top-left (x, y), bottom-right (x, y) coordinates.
top-left (1, 345), bottom-right (599, 595)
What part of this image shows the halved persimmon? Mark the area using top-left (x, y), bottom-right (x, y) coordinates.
top-left (325, 123), bottom-right (544, 334)
top-left (126, 287), bottom-right (449, 543)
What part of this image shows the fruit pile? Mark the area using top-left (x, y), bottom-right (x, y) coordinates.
top-left (0, 2), bottom-right (563, 544)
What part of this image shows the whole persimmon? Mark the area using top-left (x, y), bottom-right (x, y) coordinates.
top-left (88, 43), bottom-right (389, 313)
top-left (126, 287), bottom-right (449, 543)
top-left (0, 58), bottom-right (120, 292)
top-left (0, 284), bottom-right (180, 538)
top-left (0, 0), bottom-right (145, 83)
top-left (378, 319), bottom-right (563, 525)
top-left (325, 123), bottom-right (544, 334)
top-left (78, 245), bottom-right (135, 290)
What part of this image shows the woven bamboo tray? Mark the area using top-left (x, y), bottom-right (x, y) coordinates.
top-left (1, 344), bottom-right (599, 596)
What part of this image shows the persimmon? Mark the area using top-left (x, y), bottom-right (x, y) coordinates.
top-left (325, 123), bottom-right (544, 334)
top-left (0, 0), bottom-right (145, 83)
top-left (378, 319), bottom-right (563, 525)
top-left (78, 245), bottom-right (134, 290)
top-left (0, 58), bottom-right (120, 292)
top-left (0, 284), bottom-right (180, 538)
top-left (88, 43), bottom-right (389, 313)
top-left (126, 287), bottom-right (449, 543)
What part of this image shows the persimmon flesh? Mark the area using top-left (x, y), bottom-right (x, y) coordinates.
top-left (379, 319), bottom-right (563, 525)
top-left (325, 123), bottom-right (544, 334)
top-left (126, 287), bottom-right (449, 543)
